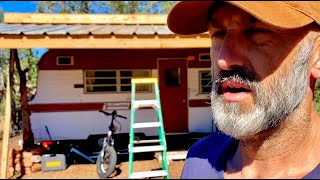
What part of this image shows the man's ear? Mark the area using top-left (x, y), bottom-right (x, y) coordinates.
top-left (311, 37), bottom-right (320, 79)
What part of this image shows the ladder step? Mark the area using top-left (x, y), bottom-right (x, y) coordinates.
top-left (132, 122), bottom-right (161, 128)
top-left (129, 170), bottom-right (168, 179)
top-left (131, 78), bottom-right (158, 84)
top-left (131, 145), bottom-right (165, 153)
top-left (133, 100), bottom-right (159, 109)
top-left (133, 139), bottom-right (161, 144)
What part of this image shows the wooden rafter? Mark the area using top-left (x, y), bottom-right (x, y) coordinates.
top-left (0, 34), bottom-right (210, 49)
top-left (4, 13), bottom-right (168, 25)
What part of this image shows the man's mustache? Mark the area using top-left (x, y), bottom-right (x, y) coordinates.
top-left (213, 67), bottom-right (259, 94)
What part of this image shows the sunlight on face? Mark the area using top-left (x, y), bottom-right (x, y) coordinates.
top-left (209, 4), bottom-right (313, 139)
top-left (211, 41), bottom-right (311, 139)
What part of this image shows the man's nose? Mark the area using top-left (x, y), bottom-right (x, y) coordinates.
top-left (215, 35), bottom-right (247, 71)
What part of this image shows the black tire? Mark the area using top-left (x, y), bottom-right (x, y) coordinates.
top-left (96, 146), bottom-right (117, 178)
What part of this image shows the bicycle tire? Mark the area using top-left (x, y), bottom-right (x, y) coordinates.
top-left (96, 146), bottom-right (117, 178)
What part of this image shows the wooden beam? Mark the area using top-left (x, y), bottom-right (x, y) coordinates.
top-left (4, 13), bottom-right (168, 25)
top-left (0, 34), bottom-right (210, 49)
top-left (0, 57), bottom-right (12, 179)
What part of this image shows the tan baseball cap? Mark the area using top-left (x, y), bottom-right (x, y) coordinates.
top-left (167, 1), bottom-right (320, 35)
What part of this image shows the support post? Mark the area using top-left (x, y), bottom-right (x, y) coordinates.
top-left (0, 63), bottom-right (12, 179)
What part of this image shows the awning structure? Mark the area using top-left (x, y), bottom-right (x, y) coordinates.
top-left (0, 13), bottom-right (210, 49)
top-left (0, 13), bottom-right (211, 178)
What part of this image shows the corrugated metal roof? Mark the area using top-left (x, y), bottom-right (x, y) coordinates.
top-left (0, 23), bottom-right (177, 36)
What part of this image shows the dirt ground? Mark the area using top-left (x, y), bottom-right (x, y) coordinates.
top-left (0, 134), bottom-right (185, 179)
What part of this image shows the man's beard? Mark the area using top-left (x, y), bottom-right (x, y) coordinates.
top-left (211, 40), bottom-right (313, 139)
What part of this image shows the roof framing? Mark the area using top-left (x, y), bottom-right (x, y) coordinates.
top-left (4, 13), bottom-right (168, 25)
top-left (0, 34), bottom-right (210, 49)
top-left (0, 13), bottom-right (211, 49)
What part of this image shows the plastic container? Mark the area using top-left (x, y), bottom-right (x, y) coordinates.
top-left (41, 154), bottom-right (67, 172)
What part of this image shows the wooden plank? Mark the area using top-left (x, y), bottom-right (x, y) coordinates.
top-left (4, 13), bottom-right (168, 25)
top-left (0, 34), bottom-right (210, 49)
top-left (0, 59), bottom-right (12, 179)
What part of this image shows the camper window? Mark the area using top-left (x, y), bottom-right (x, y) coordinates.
top-left (199, 70), bottom-right (211, 94)
top-left (165, 68), bottom-right (180, 87)
top-left (84, 69), bottom-right (152, 93)
top-left (56, 56), bottom-right (74, 65)
top-left (199, 53), bottom-right (211, 61)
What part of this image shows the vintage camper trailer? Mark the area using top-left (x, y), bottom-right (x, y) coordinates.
top-left (29, 48), bottom-right (215, 141)
top-left (0, 13), bottom-right (215, 142)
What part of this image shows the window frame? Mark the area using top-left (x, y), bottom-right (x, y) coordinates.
top-left (56, 56), bottom-right (74, 66)
top-left (198, 53), bottom-right (211, 61)
top-left (83, 69), bottom-right (152, 94)
top-left (199, 70), bottom-right (212, 94)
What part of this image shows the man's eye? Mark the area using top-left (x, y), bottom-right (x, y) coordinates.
top-left (211, 30), bottom-right (227, 37)
top-left (244, 28), bottom-right (273, 35)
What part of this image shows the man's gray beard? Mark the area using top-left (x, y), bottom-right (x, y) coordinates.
top-left (211, 40), bottom-right (313, 139)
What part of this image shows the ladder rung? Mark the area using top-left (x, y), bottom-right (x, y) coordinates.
top-left (131, 145), bottom-right (165, 153)
top-left (131, 78), bottom-right (158, 84)
top-left (133, 139), bottom-right (161, 144)
top-left (133, 100), bottom-right (159, 109)
top-left (129, 170), bottom-right (168, 179)
top-left (132, 122), bottom-right (161, 128)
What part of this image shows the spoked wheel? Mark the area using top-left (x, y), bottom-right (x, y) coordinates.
top-left (96, 146), bottom-right (117, 179)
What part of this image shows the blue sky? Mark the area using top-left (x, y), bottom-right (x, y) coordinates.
top-left (0, 1), bottom-right (47, 58)
top-left (0, 1), bottom-right (38, 13)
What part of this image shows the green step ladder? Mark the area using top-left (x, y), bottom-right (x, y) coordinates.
top-left (128, 78), bottom-right (170, 179)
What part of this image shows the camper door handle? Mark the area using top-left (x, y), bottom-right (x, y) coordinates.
top-left (182, 100), bottom-right (186, 103)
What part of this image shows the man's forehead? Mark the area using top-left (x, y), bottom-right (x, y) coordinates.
top-left (208, 3), bottom-right (262, 29)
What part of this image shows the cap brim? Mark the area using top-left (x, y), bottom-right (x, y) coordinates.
top-left (167, 1), bottom-right (314, 35)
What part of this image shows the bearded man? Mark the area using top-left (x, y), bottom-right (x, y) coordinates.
top-left (167, 1), bottom-right (320, 178)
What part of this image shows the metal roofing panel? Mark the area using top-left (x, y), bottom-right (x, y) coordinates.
top-left (0, 24), bottom-right (38, 34)
top-left (0, 24), bottom-right (24, 31)
top-left (22, 24), bottom-right (62, 35)
top-left (44, 25), bottom-right (71, 35)
top-left (90, 25), bottom-right (121, 35)
top-left (68, 25), bottom-right (104, 35)
top-left (113, 25), bottom-right (138, 35)
top-left (0, 23), bottom-right (176, 36)
top-left (135, 25), bottom-right (155, 35)
top-left (20, 24), bottom-right (67, 35)
top-left (42, 25), bottom-right (83, 35)
top-left (153, 25), bottom-right (173, 35)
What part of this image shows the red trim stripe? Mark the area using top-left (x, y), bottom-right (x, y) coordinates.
top-left (29, 103), bottom-right (104, 112)
top-left (30, 100), bottom-right (211, 112)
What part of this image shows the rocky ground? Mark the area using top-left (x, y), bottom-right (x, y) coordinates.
top-left (0, 134), bottom-right (185, 179)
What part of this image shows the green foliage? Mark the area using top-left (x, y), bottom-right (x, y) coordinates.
top-left (106, 1), bottom-right (140, 14)
top-left (0, 97), bottom-right (4, 117)
top-left (36, 1), bottom-right (176, 14)
top-left (0, 8), bottom-right (3, 22)
top-left (1, 49), bottom-right (39, 108)
top-left (143, 1), bottom-right (176, 14)
top-left (104, 1), bottom-right (176, 14)
top-left (314, 79), bottom-right (320, 114)
top-left (37, 1), bottom-right (93, 13)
